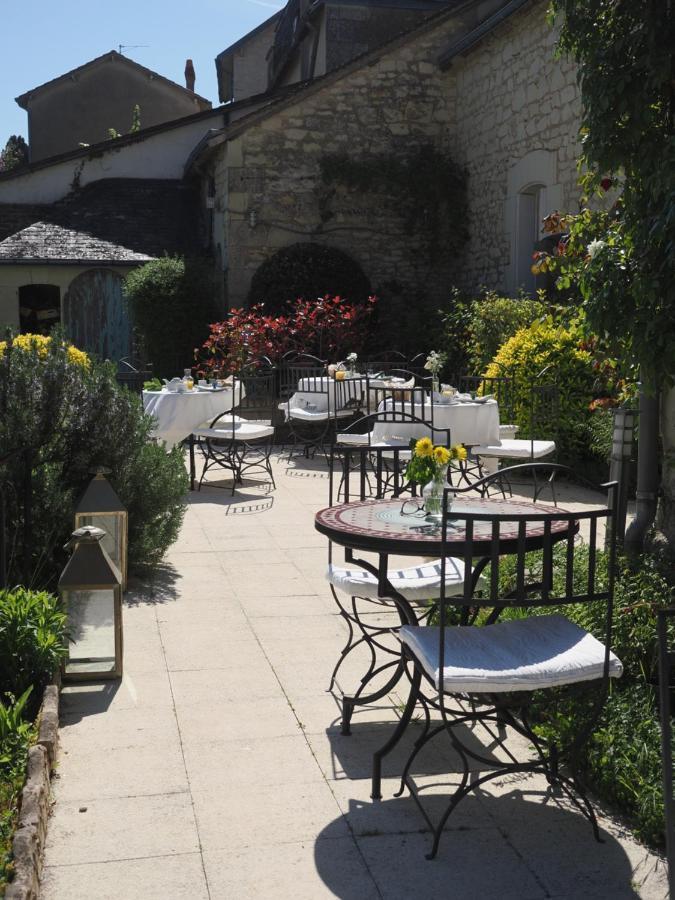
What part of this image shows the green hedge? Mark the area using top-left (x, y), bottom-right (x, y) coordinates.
top-left (124, 256), bottom-right (217, 379)
top-left (0, 332), bottom-right (188, 588)
top-left (496, 548), bottom-right (675, 846)
top-left (484, 318), bottom-right (595, 462)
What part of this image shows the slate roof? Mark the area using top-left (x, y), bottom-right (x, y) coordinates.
top-left (16, 50), bottom-right (211, 109)
top-left (0, 179), bottom-right (201, 265)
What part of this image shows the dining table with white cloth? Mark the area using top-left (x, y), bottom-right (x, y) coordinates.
top-left (142, 385), bottom-right (239, 449)
top-left (283, 375), bottom-right (365, 418)
top-left (371, 396), bottom-right (500, 447)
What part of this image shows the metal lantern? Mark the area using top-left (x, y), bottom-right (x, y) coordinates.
top-left (59, 526), bottom-right (123, 681)
top-left (75, 471), bottom-right (128, 589)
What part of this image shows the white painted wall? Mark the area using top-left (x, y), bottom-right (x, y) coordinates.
top-left (0, 113), bottom-right (226, 204)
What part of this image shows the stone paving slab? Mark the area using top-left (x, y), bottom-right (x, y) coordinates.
top-left (41, 453), bottom-right (668, 899)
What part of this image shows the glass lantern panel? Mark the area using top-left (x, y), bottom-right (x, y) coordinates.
top-left (78, 514), bottom-right (121, 570)
top-left (63, 588), bottom-right (117, 675)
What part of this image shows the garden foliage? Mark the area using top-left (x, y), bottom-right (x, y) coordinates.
top-left (0, 332), bottom-right (187, 587)
top-left (496, 547), bottom-right (675, 845)
top-left (196, 295), bottom-right (375, 376)
top-left (441, 290), bottom-right (546, 375)
top-left (124, 256), bottom-right (217, 378)
top-left (484, 318), bottom-right (595, 462)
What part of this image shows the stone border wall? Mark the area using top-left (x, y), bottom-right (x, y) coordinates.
top-left (5, 683), bottom-right (60, 900)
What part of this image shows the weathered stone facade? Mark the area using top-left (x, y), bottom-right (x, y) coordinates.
top-left (450, 0), bottom-right (581, 292)
top-left (212, 0), bottom-right (583, 307)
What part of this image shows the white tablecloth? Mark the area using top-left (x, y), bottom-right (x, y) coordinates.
top-left (372, 399), bottom-right (500, 446)
top-left (286, 376), bottom-right (364, 416)
top-left (143, 387), bottom-right (238, 449)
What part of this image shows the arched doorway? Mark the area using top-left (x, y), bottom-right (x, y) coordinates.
top-left (63, 269), bottom-right (132, 361)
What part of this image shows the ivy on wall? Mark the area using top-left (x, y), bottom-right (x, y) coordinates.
top-left (318, 144), bottom-right (468, 261)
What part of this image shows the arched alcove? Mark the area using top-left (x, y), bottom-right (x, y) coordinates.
top-left (504, 150), bottom-right (564, 295)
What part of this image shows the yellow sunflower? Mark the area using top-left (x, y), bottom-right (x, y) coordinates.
top-left (433, 446), bottom-right (451, 466)
top-left (453, 445), bottom-right (467, 461)
top-left (415, 436), bottom-right (433, 458)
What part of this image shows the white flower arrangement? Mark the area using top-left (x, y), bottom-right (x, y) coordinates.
top-left (424, 350), bottom-right (446, 375)
top-left (587, 239), bottom-right (606, 260)
top-left (346, 352), bottom-right (358, 363)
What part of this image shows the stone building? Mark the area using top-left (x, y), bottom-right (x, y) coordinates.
top-left (196, 0), bottom-right (584, 306)
top-left (216, 0), bottom-right (455, 104)
top-left (0, 0), bottom-right (592, 354)
top-left (16, 50), bottom-right (212, 163)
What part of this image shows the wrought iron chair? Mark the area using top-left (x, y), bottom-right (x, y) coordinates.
top-left (365, 350), bottom-right (409, 375)
top-left (468, 382), bottom-right (559, 500)
top-left (279, 353), bottom-right (347, 457)
top-left (326, 444), bottom-right (476, 735)
top-left (194, 361), bottom-right (277, 494)
top-left (371, 464), bottom-right (623, 859)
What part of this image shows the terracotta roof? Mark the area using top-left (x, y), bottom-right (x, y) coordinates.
top-left (0, 179), bottom-right (201, 265)
top-left (15, 50), bottom-right (211, 109)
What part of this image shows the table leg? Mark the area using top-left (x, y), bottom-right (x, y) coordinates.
top-left (188, 434), bottom-right (196, 491)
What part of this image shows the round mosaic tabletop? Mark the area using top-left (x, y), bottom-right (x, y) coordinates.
top-left (315, 497), bottom-right (574, 557)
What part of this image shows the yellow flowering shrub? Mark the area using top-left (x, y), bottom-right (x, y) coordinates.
top-left (484, 318), bottom-right (594, 460)
top-left (0, 334), bottom-right (89, 367)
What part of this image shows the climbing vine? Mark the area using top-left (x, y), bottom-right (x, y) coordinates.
top-left (318, 145), bottom-right (468, 261)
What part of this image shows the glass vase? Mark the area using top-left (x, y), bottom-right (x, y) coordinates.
top-left (422, 467), bottom-right (448, 522)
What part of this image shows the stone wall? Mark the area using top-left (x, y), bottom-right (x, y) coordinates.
top-left (214, 11), bottom-right (474, 306)
top-left (450, 0), bottom-right (582, 293)
top-left (213, 0), bottom-right (582, 307)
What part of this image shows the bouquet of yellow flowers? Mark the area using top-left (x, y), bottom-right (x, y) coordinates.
top-left (405, 436), bottom-right (467, 485)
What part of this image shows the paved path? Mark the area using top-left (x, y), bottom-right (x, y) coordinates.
top-left (42, 455), bottom-right (667, 899)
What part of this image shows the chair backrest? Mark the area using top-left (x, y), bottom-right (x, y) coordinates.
top-left (369, 371), bottom-right (435, 429)
top-left (366, 351), bottom-right (409, 375)
top-left (336, 410), bottom-right (451, 449)
top-left (237, 361), bottom-right (277, 420)
top-left (458, 373), bottom-right (516, 423)
top-left (279, 352), bottom-right (327, 401)
top-left (333, 374), bottom-right (370, 416)
top-left (440, 463), bottom-right (617, 615)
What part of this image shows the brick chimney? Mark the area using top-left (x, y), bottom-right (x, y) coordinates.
top-left (185, 59), bottom-right (196, 92)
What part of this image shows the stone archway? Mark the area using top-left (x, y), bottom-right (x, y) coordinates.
top-left (63, 268), bottom-right (132, 361)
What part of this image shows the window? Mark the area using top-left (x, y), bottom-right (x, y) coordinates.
top-left (515, 184), bottom-right (545, 295)
top-left (18, 284), bottom-right (61, 335)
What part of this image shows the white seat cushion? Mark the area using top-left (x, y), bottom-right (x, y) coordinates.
top-left (194, 420), bottom-right (274, 441)
top-left (327, 557), bottom-right (469, 603)
top-left (472, 438), bottom-right (555, 459)
top-left (335, 432), bottom-right (371, 446)
top-left (400, 613), bottom-right (623, 693)
top-left (287, 407), bottom-right (352, 422)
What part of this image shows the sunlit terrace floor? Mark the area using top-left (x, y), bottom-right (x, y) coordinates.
top-left (41, 453), bottom-right (667, 899)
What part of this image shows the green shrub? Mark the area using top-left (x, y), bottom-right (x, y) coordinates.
top-left (0, 688), bottom-right (33, 888)
top-left (124, 256), bottom-right (217, 379)
top-left (0, 331), bottom-right (187, 587)
top-left (495, 547), bottom-right (675, 846)
top-left (0, 589), bottom-right (67, 701)
top-left (439, 290), bottom-right (546, 376)
top-left (248, 243), bottom-right (371, 314)
top-left (484, 318), bottom-right (595, 462)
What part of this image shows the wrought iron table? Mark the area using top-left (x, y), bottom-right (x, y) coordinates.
top-left (314, 496), bottom-right (574, 733)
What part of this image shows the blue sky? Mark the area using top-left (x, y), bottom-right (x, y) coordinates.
top-left (0, 0), bottom-right (287, 142)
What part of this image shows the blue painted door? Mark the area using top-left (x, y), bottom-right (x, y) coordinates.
top-left (63, 268), bottom-right (132, 362)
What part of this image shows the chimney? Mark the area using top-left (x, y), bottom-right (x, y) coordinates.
top-left (185, 59), bottom-right (195, 92)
